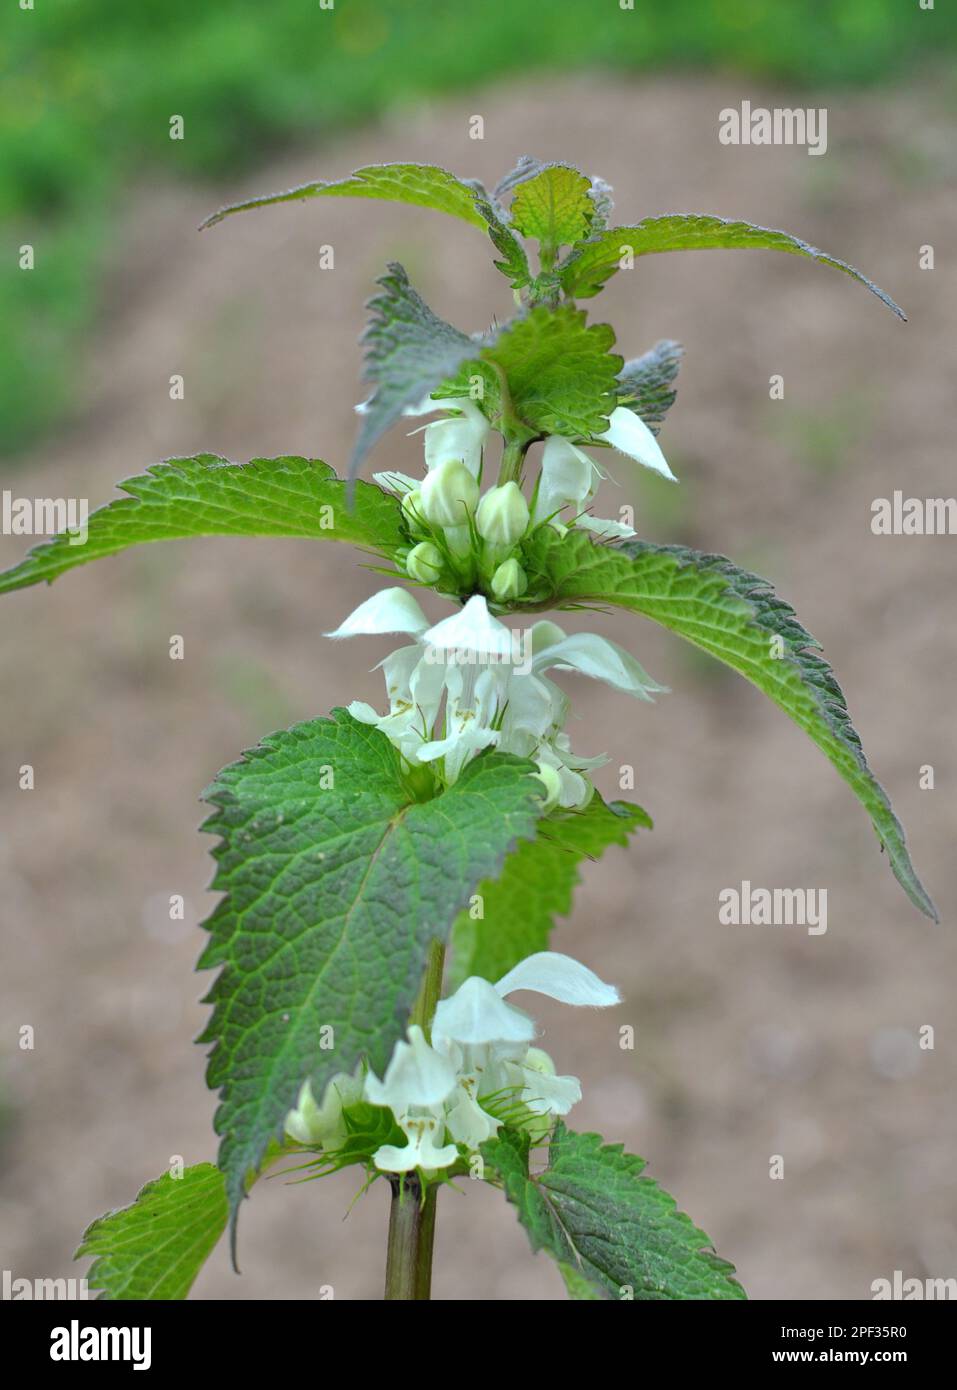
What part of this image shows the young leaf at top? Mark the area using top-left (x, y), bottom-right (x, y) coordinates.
top-left (558, 214), bottom-right (905, 318)
top-left (493, 154), bottom-right (549, 199)
top-left (75, 1164), bottom-right (228, 1301)
top-left (616, 339), bottom-right (684, 436)
top-left (351, 263), bottom-right (492, 478)
top-left (450, 795), bottom-right (651, 986)
top-left (483, 1124), bottom-right (745, 1300)
top-left (199, 710), bottom-right (544, 1228)
top-left (508, 163), bottom-right (597, 257)
top-left (201, 161), bottom-right (530, 290)
top-left (0, 456), bottom-right (402, 595)
top-left (525, 529), bottom-right (936, 921)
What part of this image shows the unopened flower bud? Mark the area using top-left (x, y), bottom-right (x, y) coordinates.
top-left (532, 760), bottom-right (563, 812)
top-left (406, 541), bottom-right (444, 585)
top-left (401, 488), bottom-right (427, 535)
top-left (490, 557), bottom-right (527, 602)
top-left (476, 482), bottom-right (529, 548)
top-left (420, 460), bottom-right (479, 529)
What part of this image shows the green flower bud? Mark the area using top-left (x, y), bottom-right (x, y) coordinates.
top-left (401, 488), bottom-right (427, 535)
top-left (406, 541), bottom-right (444, 584)
top-left (532, 760), bottom-right (563, 812)
top-left (419, 460), bottom-right (479, 529)
top-left (476, 481), bottom-right (529, 548)
top-left (490, 557), bottom-right (527, 602)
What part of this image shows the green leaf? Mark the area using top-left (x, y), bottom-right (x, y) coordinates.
top-left (201, 161), bottom-right (491, 231)
top-left (526, 530), bottom-right (937, 921)
top-left (350, 263), bottom-right (487, 477)
top-left (198, 710), bottom-right (544, 1227)
top-left (441, 305), bottom-right (622, 442)
top-left (0, 456), bottom-right (401, 595)
top-left (483, 1124), bottom-right (746, 1300)
top-left (450, 795), bottom-right (651, 985)
top-left (509, 164), bottom-right (596, 252)
top-left (200, 162), bottom-right (530, 290)
top-left (469, 183), bottom-right (531, 290)
top-left (558, 215), bottom-right (905, 318)
top-left (616, 339), bottom-right (684, 436)
top-left (75, 1164), bottom-right (228, 1300)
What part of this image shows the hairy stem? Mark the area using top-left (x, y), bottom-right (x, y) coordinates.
top-left (384, 1175), bottom-right (438, 1301)
top-left (383, 937), bottom-right (445, 1300)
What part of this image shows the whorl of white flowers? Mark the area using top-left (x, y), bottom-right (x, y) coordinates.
top-left (326, 587), bottom-right (664, 807)
top-left (372, 392), bottom-right (675, 599)
top-left (285, 952), bottom-right (620, 1174)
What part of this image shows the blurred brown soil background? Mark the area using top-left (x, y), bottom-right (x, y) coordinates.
top-left (1, 75), bottom-right (955, 1300)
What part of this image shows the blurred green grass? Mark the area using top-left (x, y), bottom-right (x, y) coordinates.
top-left (3, 0), bottom-right (956, 457)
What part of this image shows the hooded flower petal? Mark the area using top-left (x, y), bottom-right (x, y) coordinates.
top-left (364, 1024), bottom-right (457, 1112)
top-left (325, 587), bottom-right (430, 639)
top-left (494, 951), bottom-right (621, 1008)
top-left (599, 405), bottom-right (676, 481)
top-left (422, 594), bottom-right (514, 661)
top-left (432, 975), bottom-right (537, 1050)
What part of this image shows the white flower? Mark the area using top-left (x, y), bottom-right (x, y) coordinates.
top-left (284, 1069), bottom-right (364, 1150)
top-left (368, 395), bottom-right (490, 486)
top-left (600, 405), bottom-right (675, 481)
top-left (422, 398), bottom-right (490, 479)
top-left (363, 1024), bottom-right (459, 1174)
top-left (363, 952), bottom-right (620, 1172)
top-left (532, 407), bottom-right (675, 537)
top-left (533, 436), bottom-right (600, 528)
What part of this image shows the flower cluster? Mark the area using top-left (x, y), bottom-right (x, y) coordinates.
top-left (327, 587), bottom-right (664, 808)
top-left (372, 393), bottom-right (675, 603)
top-left (285, 952), bottom-right (620, 1174)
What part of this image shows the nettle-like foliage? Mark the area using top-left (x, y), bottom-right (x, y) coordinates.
top-left (6, 157), bottom-right (935, 1302)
